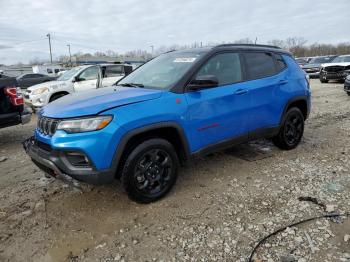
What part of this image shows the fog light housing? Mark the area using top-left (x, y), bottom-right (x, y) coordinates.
top-left (65, 151), bottom-right (91, 168)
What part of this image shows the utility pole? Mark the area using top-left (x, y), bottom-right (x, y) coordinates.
top-left (255, 37), bottom-right (258, 45)
top-left (67, 44), bottom-right (72, 66)
top-left (46, 33), bottom-right (53, 64)
top-left (150, 45), bottom-right (154, 57)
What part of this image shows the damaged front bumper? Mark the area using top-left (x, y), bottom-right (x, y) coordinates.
top-left (23, 136), bottom-right (115, 185)
top-left (320, 70), bottom-right (349, 81)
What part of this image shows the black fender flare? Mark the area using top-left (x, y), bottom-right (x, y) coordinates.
top-left (110, 121), bottom-right (191, 177)
top-left (280, 96), bottom-right (309, 125)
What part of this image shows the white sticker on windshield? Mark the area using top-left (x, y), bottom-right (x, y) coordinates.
top-left (173, 57), bottom-right (197, 63)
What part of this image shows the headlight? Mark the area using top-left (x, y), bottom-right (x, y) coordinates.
top-left (32, 87), bottom-right (49, 95)
top-left (57, 115), bottom-right (113, 133)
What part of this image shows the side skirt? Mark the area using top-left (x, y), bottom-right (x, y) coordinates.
top-left (191, 126), bottom-right (280, 158)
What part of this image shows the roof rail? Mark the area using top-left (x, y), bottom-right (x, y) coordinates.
top-left (215, 44), bottom-right (281, 49)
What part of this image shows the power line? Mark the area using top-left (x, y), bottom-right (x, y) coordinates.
top-left (0, 38), bottom-right (46, 47)
top-left (52, 37), bottom-right (115, 52)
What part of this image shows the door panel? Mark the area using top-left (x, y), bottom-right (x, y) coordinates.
top-left (185, 82), bottom-right (251, 149)
top-left (74, 79), bottom-right (98, 92)
top-left (242, 52), bottom-right (285, 130)
top-left (246, 75), bottom-right (283, 129)
top-left (184, 52), bottom-right (251, 150)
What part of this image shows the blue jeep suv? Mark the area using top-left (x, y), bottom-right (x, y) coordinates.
top-left (24, 44), bottom-right (311, 203)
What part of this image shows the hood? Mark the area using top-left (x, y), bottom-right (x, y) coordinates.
top-left (41, 86), bottom-right (163, 118)
top-left (321, 62), bottom-right (350, 68)
top-left (27, 80), bottom-right (69, 91)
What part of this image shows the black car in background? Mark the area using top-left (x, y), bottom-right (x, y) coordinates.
top-left (295, 57), bottom-right (311, 67)
top-left (0, 77), bottom-right (31, 129)
top-left (344, 75), bottom-right (350, 96)
top-left (301, 55), bottom-right (337, 78)
top-left (16, 73), bottom-right (56, 89)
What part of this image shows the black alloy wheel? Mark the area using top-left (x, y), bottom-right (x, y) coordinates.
top-left (273, 107), bottom-right (304, 150)
top-left (121, 138), bottom-right (179, 203)
top-left (283, 112), bottom-right (303, 146)
top-left (133, 149), bottom-right (173, 196)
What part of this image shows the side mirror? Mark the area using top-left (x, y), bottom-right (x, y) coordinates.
top-left (72, 76), bottom-right (80, 83)
top-left (188, 75), bottom-right (219, 91)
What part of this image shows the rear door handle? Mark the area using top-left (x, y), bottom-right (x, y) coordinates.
top-left (279, 79), bottom-right (289, 85)
top-left (234, 89), bottom-right (248, 95)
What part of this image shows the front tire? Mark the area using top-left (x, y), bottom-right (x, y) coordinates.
top-left (121, 138), bottom-right (179, 203)
top-left (273, 108), bottom-right (304, 150)
top-left (347, 92), bottom-right (350, 96)
top-left (320, 79), bottom-right (328, 83)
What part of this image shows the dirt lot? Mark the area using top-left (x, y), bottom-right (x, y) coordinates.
top-left (0, 79), bottom-right (349, 262)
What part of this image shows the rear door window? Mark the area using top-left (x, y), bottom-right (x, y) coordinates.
top-left (104, 65), bottom-right (123, 78)
top-left (243, 52), bottom-right (277, 80)
top-left (274, 54), bottom-right (287, 72)
top-left (195, 52), bottom-right (242, 86)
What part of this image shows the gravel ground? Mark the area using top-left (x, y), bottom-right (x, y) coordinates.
top-left (0, 79), bottom-right (349, 262)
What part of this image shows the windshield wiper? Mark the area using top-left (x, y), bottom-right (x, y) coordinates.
top-left (118, 83), bottom-right (144, 88)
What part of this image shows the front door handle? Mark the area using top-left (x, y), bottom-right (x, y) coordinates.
top-left (235, 89), bottom-right (248, 95)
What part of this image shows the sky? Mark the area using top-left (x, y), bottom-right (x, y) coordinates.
top-left (0, 0), bottom-right (349, 65)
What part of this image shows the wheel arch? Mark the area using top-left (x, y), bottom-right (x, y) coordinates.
top-left (49, 91), bottom-right (70, 102)
top-left (281, 96), bottom-right (309, 123)
top-left (112, 122), bottom-right (191, 179)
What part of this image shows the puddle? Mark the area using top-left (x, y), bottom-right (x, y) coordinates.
top-left (226, 142), bottom-right (274, 162)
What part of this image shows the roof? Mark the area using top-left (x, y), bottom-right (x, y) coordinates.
top-left (97, 63), bottom-right (131, 67)
top-left (167, 44), bottom-right (291, 56)
top-left (213, 43), bottom-right (291, 55)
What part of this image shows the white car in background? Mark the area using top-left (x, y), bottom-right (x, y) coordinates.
top-left (24, 64), bottom-right (133, 108)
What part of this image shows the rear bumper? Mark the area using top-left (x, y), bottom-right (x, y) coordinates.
top-left (23, 136), bottom-right (115, 185)
top-left (0, 110), bottom-right (31, 129)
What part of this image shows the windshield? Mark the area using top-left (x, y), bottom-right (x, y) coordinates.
top-left (309, 57), bottom-right (334, 64)
top-left (118, 51), bottom-right (205, 90)
top-left (332, 56), bottom-right (350, 63)
top-left (295, 58), bottom-right (307, 64)
top-left (57, 67), bottom-right (82, 81)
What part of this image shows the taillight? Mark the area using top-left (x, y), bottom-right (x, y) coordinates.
top-left (4, 86), bottom-right (24, 106)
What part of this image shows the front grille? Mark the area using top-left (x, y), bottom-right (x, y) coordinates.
top-left (37, 117), bottom-right (59, 136)
top-left (324, 66), bottom-right (345, 73)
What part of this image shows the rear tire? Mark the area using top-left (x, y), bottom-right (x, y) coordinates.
top-left (49, 93), bottom-right (67, 102)
top-left (320, 79), bottom-right (328, 83)
top-left (347, 92), bottom-right (350, 96)
top-left (273, 108), bottom-right (304, 150)
top-left (121, 138), bottom-right (179, 203)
